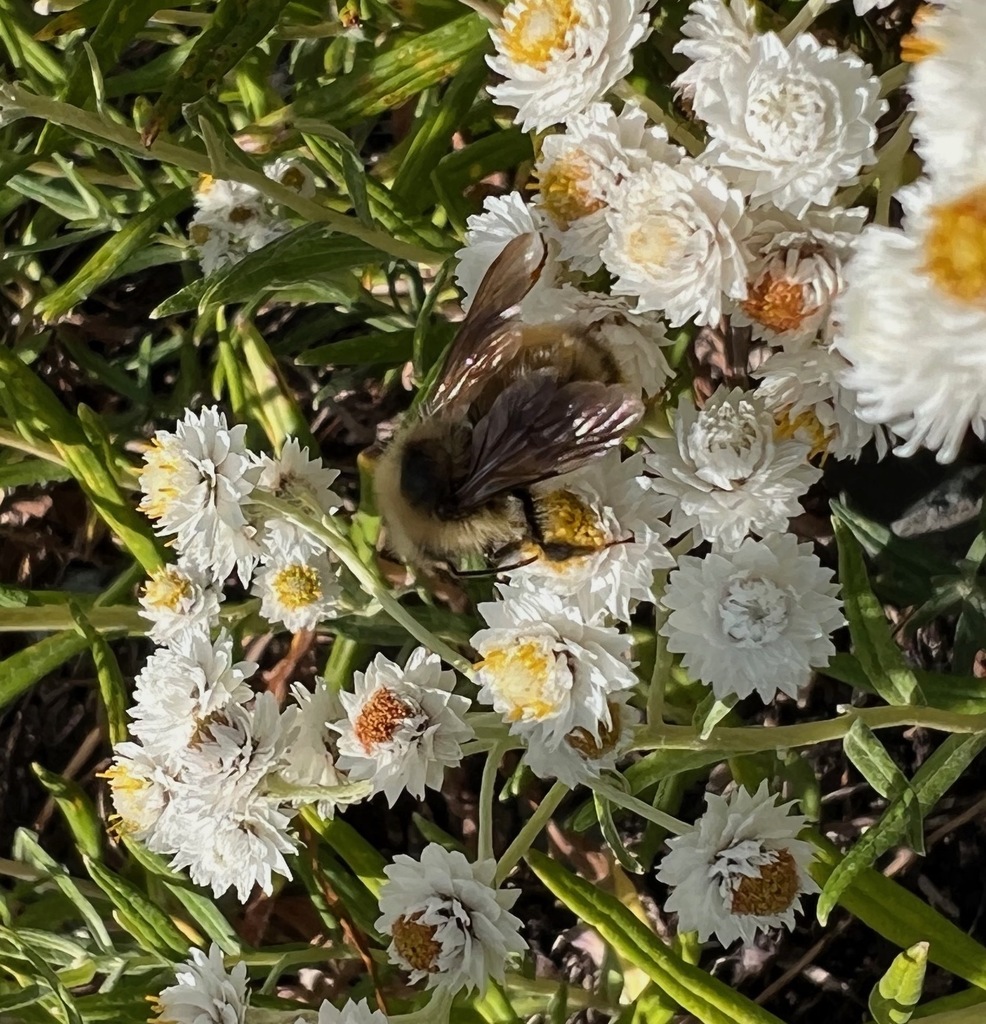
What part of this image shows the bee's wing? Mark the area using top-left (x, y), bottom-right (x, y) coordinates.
top-left (425, 232), bottom-right (547, 415)
top-left (455, 372), bottom-right (643, 509)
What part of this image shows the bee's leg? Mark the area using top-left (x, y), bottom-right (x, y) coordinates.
top-left (512, 488), bottom-right (547, 546)
top-left (417, 561), bottom-right (472, 615)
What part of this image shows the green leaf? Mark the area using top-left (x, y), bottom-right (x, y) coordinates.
top-left (817, 732), bottom-right (986, 925)
top-left (0, 630), bottom-right (90, 712)
top-left (391, 47), bottom-right (491, 213)
top-left (594, 793), bottom-right (645, 874)
top-left (294, 14), bottom-right (489, 128)
top-left (70, 606), bottom-right (129, 747)
top-left (0, 348), bottom-right (164, 575)
top-left (301, 808), bottom-right (388, 897)
top-left (693, 692), bottom-right (737, 741)
top-left (870, 942), bottom-right (929, 1024)
top-left (142, 0), bottom-right (294, 144)
top-left (37, 188), bottom-right (191, 321)
top-left (84, 857), bottom-right (190, 957)
top-left (198, 227), bottom-right (383, 310)
top-left (0, 458), bottom-right (72, 488)
top-left (31, 764), bottom-right (103, 862)
top-left (810, 833), bottom-right (986, 991)
top-left (833, 515), bottom-right (925, 707)
top-left (527, 850), bottom-right (787, 1024)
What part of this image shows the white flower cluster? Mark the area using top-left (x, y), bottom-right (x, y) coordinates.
top-left (189, 158), bottom-right (316, 275)
top-left (833, 0), bottom-right (986, 462)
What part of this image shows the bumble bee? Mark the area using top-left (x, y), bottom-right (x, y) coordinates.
top-left (372, 232), bottom-right (643, 587)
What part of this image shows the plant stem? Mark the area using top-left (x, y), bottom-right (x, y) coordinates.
top-left (611, 81), bottom-right (705, 157)
top-left (635, 705), bottom-right (986, 754)
top-left (251, 493), bottom-right (474, 676)
top-left (0, 83), bottom-right (441, 266)
top-left (590, 780), bottom-right (689, 835)
top-left (779, 0), bottom-right (835, 45)
top-left (495, 781), bottom-right (568, 886)
top-left (477, 742), bottom-right (507, 863)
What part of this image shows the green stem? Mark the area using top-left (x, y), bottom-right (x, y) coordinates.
top-left (251, 493), bottom-right (474, 676)
top-left (880, 62), bottom-right (910, 98)
top-left (610, 81), bottom-right (705, 158)
top-left (477, 742), bottom-right (508, 863)
top-left (0, 599), bottom-right (260, 634)
top-left (0, 83), bottom-right (441, 266)
top-left (589, 780), bottom-right (689, 835)
top-left (647, 602), bottom-right (671, 728)
top-left (635, 705), bottom-right (986, 754)
top-left (494, 781), bottom-right (568, 886)
top-left (779, 0), bottom-right (834, 45)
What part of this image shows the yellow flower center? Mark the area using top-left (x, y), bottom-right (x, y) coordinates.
top-left (921, 186), bottom-right (986, 307)
top-left (477, 640), bottom-right (563, 722)
top-left (537, 489), bottom-right (608, 551)
top-left (139, 438), bottom-right (185, 520)
top-left (901, 6), bottom-right (941, 63)
top-left (773, 406), bottom-right (833, 460)
top-left (142, 566), bottom-right (192, 612)
top-left (354, 686), bottom-right (415, 751)
top-left (499, 0), bottom-right (580, 70)
top-left (565, 701), bottom-right (621, 759)
top-left (538, 158), bottom-right (605, 228)
top-left (196, 173), bottom-right (216, 194)
top-left (271, 564), bottom-right (322, 610)
top-left (741, 273), bottom-right (815, 334)
top-left (189, 223), bottom-right (212, 245)
top-left (392, 913), bottom-right (441, 972)
top-left (730, 848), bottom-right (800, 917)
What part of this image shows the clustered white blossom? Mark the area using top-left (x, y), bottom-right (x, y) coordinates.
top-left (189, 158), bottom-right (316, 275)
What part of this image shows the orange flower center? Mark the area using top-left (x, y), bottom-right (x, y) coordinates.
top-left (730, 848), bottom-right (800, 917)
top-left (498, 0), bottom-right (580, 70)
top-left (354, 687), bottom-right (415, 751)
top-left (740, 273), bottom-right (816, 334)
top-left (922, 186), bottom-right (986, 307)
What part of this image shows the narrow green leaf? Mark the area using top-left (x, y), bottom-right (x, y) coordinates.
top-left (163, 885), bottom-right (241, 955)
top-left (833, 516), bottom-right (925, 707)
top-left (31, 765), bottom-right (103, 862)
top-left (294, 14), bottom-right (489, 128)
top-left (810, 834), bottom-right (986, 991)
top-left (0, 631), bottom-right (90, 711)
top-left (38, 188), bottom-right (191, 321)
top-left (391, 47), bottom-right (490, 212)
top-left (84, 857), bottom-right (190, 957)
top-left (818, 732), bottom-right (986, 924)
top-left (595, 793), bottom-right (645, 874)
top-left (143, 0), bottom-right (293, 144)
top-left (844, 720), bottom-right (909, 800)
top-left (870, 942), bottom-right (929, 1024)
top-left (693, 693), bottom-right (737, 741)
top-left (0, 348), bottom-right (164, 574)
top-left (70, 607), bottom-right (129, 747)
top-left (527, 850), bottom-right (786, 1024)
top-left (301, 808), bottom-right (388, 897)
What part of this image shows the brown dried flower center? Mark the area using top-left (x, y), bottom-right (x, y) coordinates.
top-left (922, 186), bottom-right (986, 307)
top-left (392, 913), bottom-right (441, 972)
top-left (565, 701), bottom-right (621, 759)
top-left (354, 686), bottom-right (415, 750)
top-left (740, 273), bottom-right (815, 334)
top-left (730, 848), bottom-right (800, 917)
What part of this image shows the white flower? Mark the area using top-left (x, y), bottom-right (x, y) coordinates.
top-left (503, 452), bottom-right (673, 622)
top-left (660, 534), bottom-right (844, 702)
top-left (310, 1001), bottom-right (389, 1024)
top-left (754, 345), bottom-right (889, 462)
top-left (472, 586), bottom-right (637, 772)
top-left (519, 283), bottom-right (675, 396)
top-left (155, 944), bottom-right (248, 1024)
top-left (454, 193), bottom-right (557, 320)
top-left (694, 33), bottom-right (885, 216)
top-left (283, 681), bottom-right (352, 820)
top-left (657, 781), bottom-right (818, 946)
top-left (264, 157), bottom-right (316, 199)
top-left (105, 742), bottom-right (182, 853)
top-left (172, 694), bottom-right (300, 901)
top-left (488, 0), bottom-right (652, 133)
top-left (139, 407), bottom-right (264, 586)
top-left (728, 205), bottom-right (867, 350)
top-left (332, 650), bottom-right (473, 807)
top-left (832, 179), bottom-right (986, 463)
top-left (908, 0), bottom-right (986, 194)
top-left (533, 102), bottom-right (683, 273)
top-left (139, 562), bottom-right (222, 645)
top-left (256, 436), bottom-right (342, 552)
top-left (673, 0), bottom-right (758, 100)
top-left (854, 0), bottom-right (893, 12)
top-left (644, 388), bottom-right (821, 550)
top-left (602, 158), bottom-right (750, 326)
top-left (524, 689), bottom-right (641, 786)
top-left (376, 844), bottom-right (526, 993)
top-left (254, 524), bottom-right (341, 632)
top-left (129, 628), bottom-right (256, 766)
